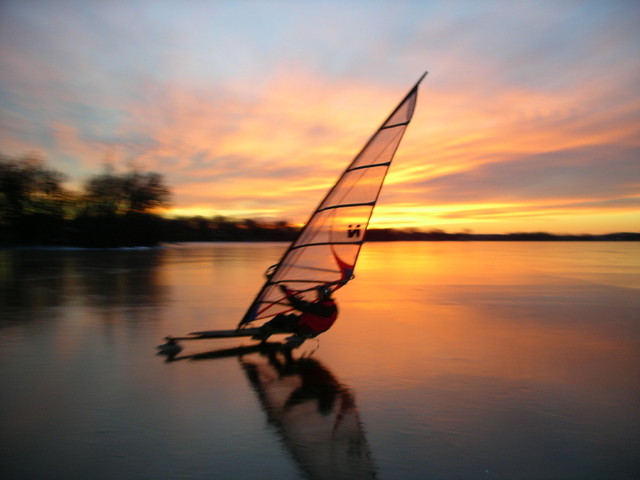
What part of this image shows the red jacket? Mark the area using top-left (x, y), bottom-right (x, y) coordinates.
top-left (297, 300), bottom-right (338, 335)
top-left (282, 286), bottom-right (338, 335)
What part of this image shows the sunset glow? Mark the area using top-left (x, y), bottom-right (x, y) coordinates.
top-left (1, 0), bottom-right (638, 234)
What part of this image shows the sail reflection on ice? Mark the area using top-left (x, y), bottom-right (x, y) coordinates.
top-left (241, 352), bottom-right (377, 480)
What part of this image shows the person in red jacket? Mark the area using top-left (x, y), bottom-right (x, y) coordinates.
top-left (254, 284), bottom-right (338, 340)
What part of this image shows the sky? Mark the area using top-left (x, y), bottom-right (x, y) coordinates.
top-left (1, 0), bottom-right (639, 234)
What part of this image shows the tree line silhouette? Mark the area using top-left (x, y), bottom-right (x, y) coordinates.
top-left (1, 153), bottom-right (638, 247)
top-left (0, 153), bottom-right (306, 247)
top-left (0, 153), bottom-right (171, 247)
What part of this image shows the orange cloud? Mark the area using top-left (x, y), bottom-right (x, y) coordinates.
top-left (2, 0), bottom-right (638, 235)
top-left (4, 60), bottom-right (638, 234)
top-left (144, 71), bottom-right (638, 234)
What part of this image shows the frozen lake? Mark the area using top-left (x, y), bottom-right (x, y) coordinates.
top-left (1, 242), bottom-right (639, 479)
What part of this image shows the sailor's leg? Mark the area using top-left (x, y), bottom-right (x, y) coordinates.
top-left (268, 313), bottom-right (299, 331)
top-left (252, 314), bottom-right (298, 340)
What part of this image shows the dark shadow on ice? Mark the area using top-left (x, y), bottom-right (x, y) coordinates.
top-left (160, 342), bottom-right (377, 479)
top-left (158, 341), bottom-right (286, 362)
top-left (241, 349), bottom-right (377, 480)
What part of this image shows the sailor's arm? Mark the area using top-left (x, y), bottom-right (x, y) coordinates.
top-left (279, 285), bottom-right (311, 311)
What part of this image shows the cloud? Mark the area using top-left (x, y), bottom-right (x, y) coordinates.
top-left (412, 144), bottom-right (639, 204)
top-left (1, 0), bottom-right (638, 233)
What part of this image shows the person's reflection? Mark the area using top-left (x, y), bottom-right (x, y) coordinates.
top-left (241, 349), bottom-right (377, 480)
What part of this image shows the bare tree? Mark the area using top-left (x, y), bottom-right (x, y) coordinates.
top-left (0, 153), bottom-right (67, 220)
top-left (84, 167), bottom-right (171, 215)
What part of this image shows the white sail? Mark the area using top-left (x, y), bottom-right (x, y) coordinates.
top-left (240, 73), bottom-right (426, 327)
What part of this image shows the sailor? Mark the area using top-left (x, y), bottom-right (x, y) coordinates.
top-left (254, 284), bottom-right (338, 340)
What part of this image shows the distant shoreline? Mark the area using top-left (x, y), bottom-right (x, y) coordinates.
top-left (2, 210), bottom-right (639, 248)
top-left (2, 232), bottom-right (639, 250)
top-left (364, 231), bottom-right (640, 242)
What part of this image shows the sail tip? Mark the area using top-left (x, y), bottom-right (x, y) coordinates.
top-left (416, 71), bottom-right (429, 85)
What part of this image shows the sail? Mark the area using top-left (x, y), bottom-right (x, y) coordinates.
top-left (239, 73), bottom-right (426, 327)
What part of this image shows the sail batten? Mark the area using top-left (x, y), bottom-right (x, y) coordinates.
top-left (239, 73), bottom-right (426, 327)
top-left (317, 201), bottom-right (376, 212)
top-left (346, 162), bottom-right (391, 172)
top-left (290, 240), bottom-right (364, 250)
top-left (380, 122), bottom-right (410, 129)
